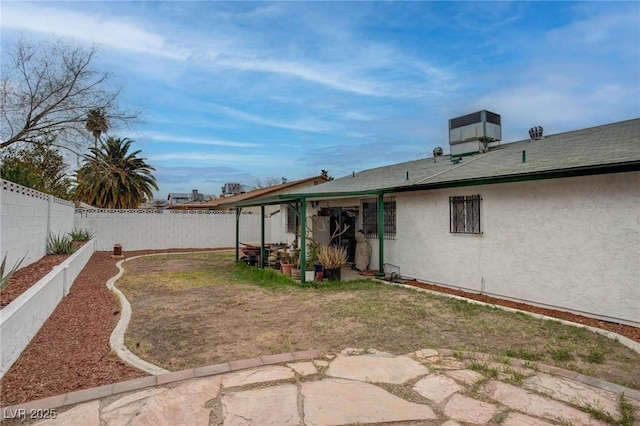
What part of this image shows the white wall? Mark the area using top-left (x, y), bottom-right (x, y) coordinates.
top-left (0, 180), bottom-right (75, 270)
top-left (0, 240), bottom-right (95, 378)
top-left (394, 172), bottom-right (640, 327)
top-left (74, 209), bottom-right (271, 251)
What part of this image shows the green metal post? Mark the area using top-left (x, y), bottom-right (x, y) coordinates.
top-left (260, 205), bottom-right (265, 269)
top-left (377, 192), bottom-right (385, 276)
top-left (300, 198), bottom-right (307, 286)
top-left (235, 207), bottom-right (242, 262)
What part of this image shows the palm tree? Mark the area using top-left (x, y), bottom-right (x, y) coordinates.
top-left (74, 137), bottom-right (158, 209)
top-left (86, 108), bottom-right (109, 150)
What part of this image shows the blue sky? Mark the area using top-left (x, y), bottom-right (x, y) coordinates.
top-left (2, 1), bottom-right (639, 199)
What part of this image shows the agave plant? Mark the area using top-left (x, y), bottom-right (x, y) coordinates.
top-left (317, 244), bottom-right (348, 269)
top-left (47, 232), bottom-right (76, 255)
top-left (1, 254), bottom-right (25, 292)
top-left (68, 228), bottom-right (95, 242)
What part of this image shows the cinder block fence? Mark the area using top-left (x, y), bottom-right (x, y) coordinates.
top-left (0, 179), bottom-right (271, 378)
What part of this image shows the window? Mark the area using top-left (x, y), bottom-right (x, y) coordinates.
top-left (361, 197), bottom-right (396, 239)
top-left (450, 195), bottom-right (481, 234)
top-left (286, 205), bottom-right (299, 234)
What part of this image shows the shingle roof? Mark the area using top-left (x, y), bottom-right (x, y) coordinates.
top-left (299, 117), bottom-right (640, 195)
top-left (220, 118), bottom-right (639, 208)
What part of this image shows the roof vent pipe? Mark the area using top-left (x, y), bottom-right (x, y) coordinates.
top-left (529, 126), bottom-right (544, 140)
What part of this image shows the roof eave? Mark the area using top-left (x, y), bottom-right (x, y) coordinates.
top-left (396, 160), bottom-right (640, 193)
top-left (217, 188), bottom-right (384, 209)
top-left (219, 160), bottom-right (640, 208)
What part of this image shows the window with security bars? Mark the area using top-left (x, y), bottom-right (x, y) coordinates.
top-left (286, 205), bottom-right (299, 233)
top-left (450, 195), bottom-right (481, 234)
top-left (361, 197), bottom-right (396, 239)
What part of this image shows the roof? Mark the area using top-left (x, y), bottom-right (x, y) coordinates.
top-left (222, 118), bottom-right (640, 208)
top-left (168, 193), bottom-right (190, 198)
top-left (173, 175), bottom-right (329, 210)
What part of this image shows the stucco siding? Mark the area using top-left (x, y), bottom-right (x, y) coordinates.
top-left (394, 172), bottom-right (639, 326)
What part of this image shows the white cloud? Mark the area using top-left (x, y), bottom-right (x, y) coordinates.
top-left (207, 104), bottom-right (338, 133)
top-left (2, 3), bottom-right (187, 59)
top-left (143, 132), bottom-right (263, 148)
top-left (148, 152), bottom-right (273, 166)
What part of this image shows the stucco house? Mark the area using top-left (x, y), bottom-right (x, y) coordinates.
top-left (223, 114), bottom-right (639, 327)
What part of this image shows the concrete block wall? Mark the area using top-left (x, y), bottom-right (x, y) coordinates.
top-left (0, 240), bottom-right (96, 378)
top-left (74, 209), bottom-right (271, 251)
top-left (1, 180), bottom-right (75, 270)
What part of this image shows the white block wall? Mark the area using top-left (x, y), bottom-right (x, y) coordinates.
top-left (74, 209), bottom-right (271, 251)
top-left (1, 180), bottom-right (75, 270)
top-left (0, 240), bottom-right (95, 378)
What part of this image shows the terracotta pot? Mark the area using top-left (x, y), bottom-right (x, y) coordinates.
top-left (280, 263), bottom-right (293, 275)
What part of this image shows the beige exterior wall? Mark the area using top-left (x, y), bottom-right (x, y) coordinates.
top-left (391, 172), bottom-right (639, 326)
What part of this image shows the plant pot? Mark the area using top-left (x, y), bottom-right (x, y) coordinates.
top-left (305, 270), bottom-right (315, 282)
top-left (280, 263), bottom-right (293, 275)
top-left (291, 267), bottom-right (301, 280)
top-left (324, 267), bottom-right (341, 281)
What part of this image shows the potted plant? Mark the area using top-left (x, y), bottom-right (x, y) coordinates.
top-left (317, 244), bottom-right (348, 281)
top-left (279, 247), bottom-right (293, 275)
top-left (316, 219), bottom-right (350, 281)
top-left (290, 247), bottom-right (301, 280)
top-left (305, 240), bottom-right (319, 282)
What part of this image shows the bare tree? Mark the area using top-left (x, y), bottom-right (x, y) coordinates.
top-left (0, 38), bottom-right (136, 156)
top-left (253, 176), bottom-right (286, 188)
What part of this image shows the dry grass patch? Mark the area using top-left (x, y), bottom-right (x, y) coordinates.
top-left (117, 251), bottom-right (640, 389)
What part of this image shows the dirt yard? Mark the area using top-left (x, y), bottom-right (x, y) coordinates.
top-left (118, 251), bottom-right (640, 390)
top-left (2, 249), bottom-right (639, 407)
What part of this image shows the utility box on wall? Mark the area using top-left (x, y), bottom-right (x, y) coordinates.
top-left (449, 110), bottom-right (501, 156)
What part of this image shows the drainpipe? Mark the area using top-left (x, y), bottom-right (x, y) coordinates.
top-left (377, 192), bottom-right (385, 276)
top-left (260, 205), bottom-right (265, 269)
top-left (235, 207), bottom-right (242, 262)
top-left (300, 198), bottom-right (307, 286)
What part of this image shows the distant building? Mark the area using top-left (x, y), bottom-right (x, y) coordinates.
top-left (167, 189), bottom-right (208, 205)
top-left (221, 183), bottom-right (247, 197)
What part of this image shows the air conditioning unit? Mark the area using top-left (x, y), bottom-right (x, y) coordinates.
top-left (449, 110), bottom-right (501, 156)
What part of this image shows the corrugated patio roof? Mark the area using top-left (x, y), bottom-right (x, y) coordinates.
top-left (220, 118), bottom-right (640, 208)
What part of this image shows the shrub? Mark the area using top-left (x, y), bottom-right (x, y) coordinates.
top-left (317, 244), bottom-right (348, 269)
top-left (69, 228), bottom-right (95, 241)
top-left (47, 232), bottom-right (76, 255)
top-left (1, 254), bottom-right (26, 292)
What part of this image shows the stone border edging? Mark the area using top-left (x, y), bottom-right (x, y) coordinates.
top-left (107, 251), bottom-right (230, 375)
top-left (382, 280), bottom-right (640, 355)
top-left (0, 349), bottom-right (323, 419)
top-left (107, 255), bottom-right (170, 375)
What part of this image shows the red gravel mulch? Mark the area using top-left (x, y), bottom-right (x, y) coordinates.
top-left (0, 249), bottom-right (214, 407)
top-left (1, 255), bottom-right (69, 309)
top-left (0, 252), bottom-right (145, 407)
top-left (1, 251), bottom-right (638, 407)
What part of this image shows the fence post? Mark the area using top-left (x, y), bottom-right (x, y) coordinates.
top-left (63, 265), bottom-right (70, 296)
top-left (46, 195), bottom-right (53, 252)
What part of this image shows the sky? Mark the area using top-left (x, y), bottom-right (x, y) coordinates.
top-left (2, 1), bottom-right (639, 199)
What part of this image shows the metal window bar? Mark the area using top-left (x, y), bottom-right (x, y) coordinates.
top-left (449, 195), bottom-right (481, 234)
top-left (361, 197), bottom-right (396, 239)
top-left (286, 204), bottom-right (299, 234)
